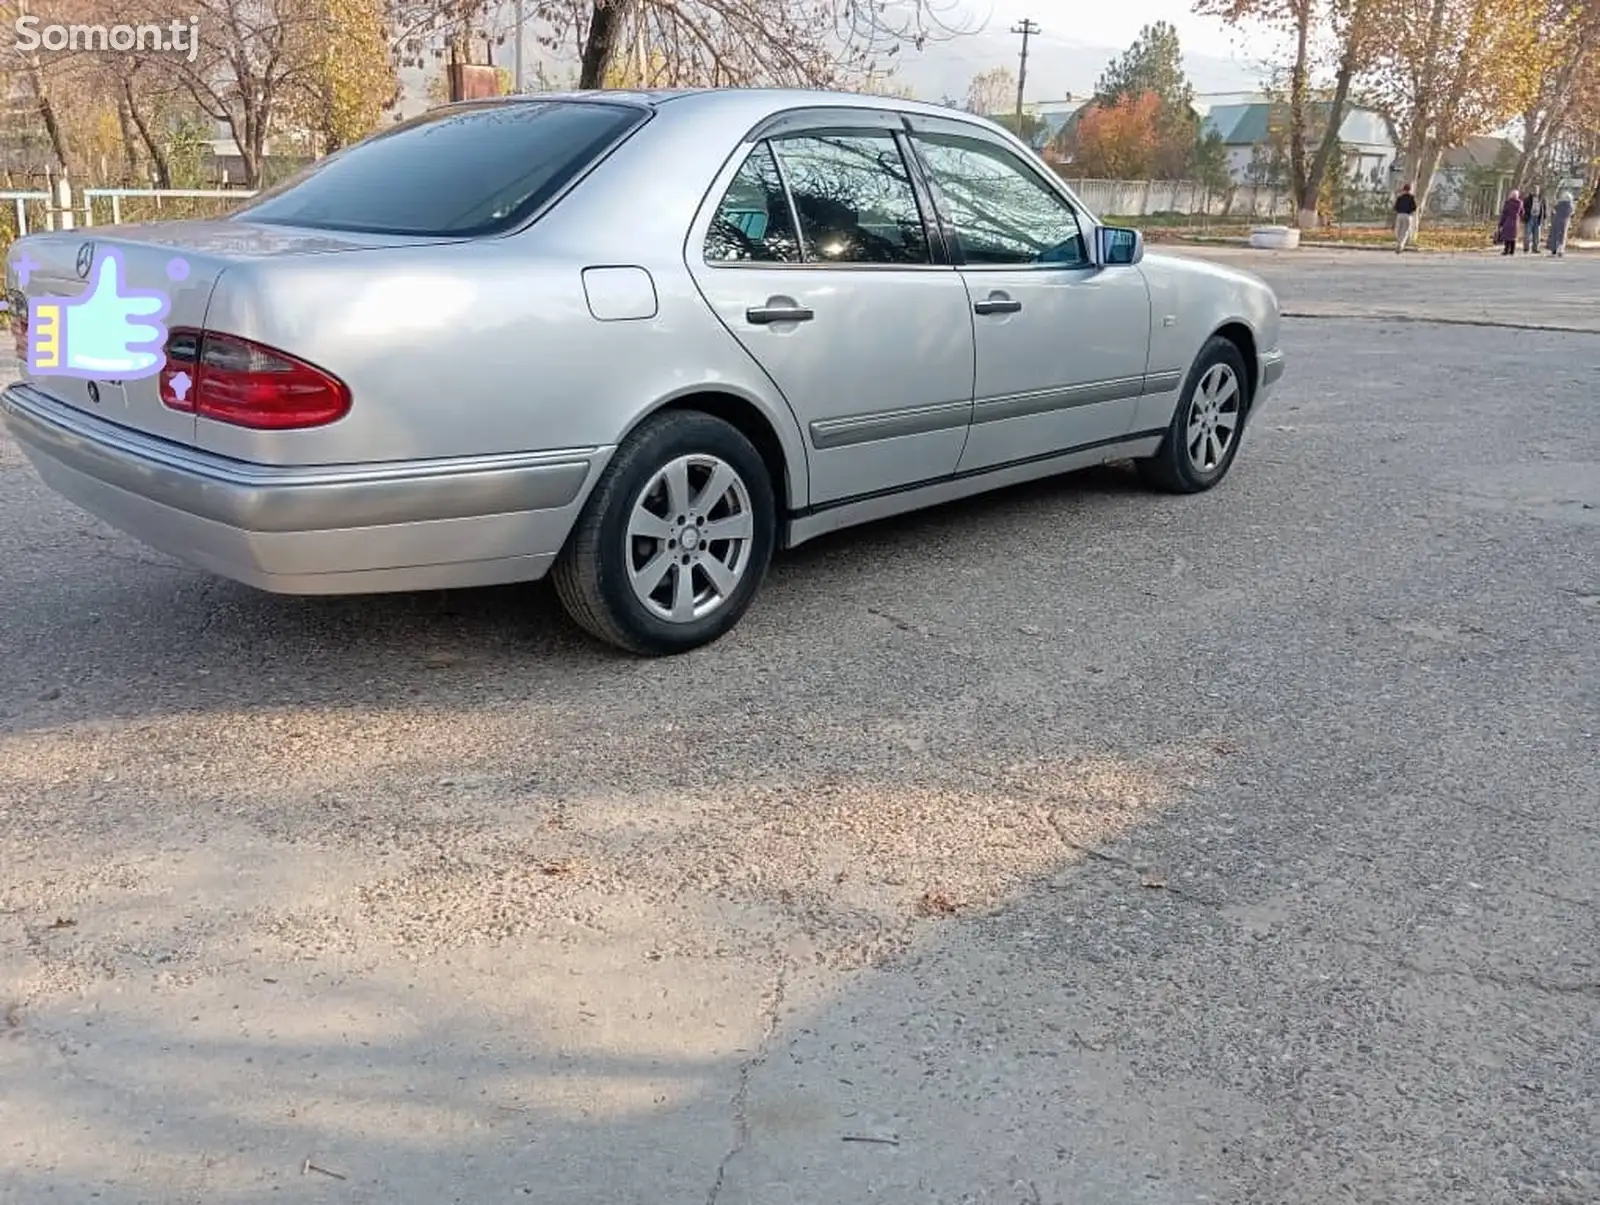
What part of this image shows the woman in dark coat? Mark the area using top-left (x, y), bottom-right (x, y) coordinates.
top-left (1497, 190), bottom-right (1523, 255)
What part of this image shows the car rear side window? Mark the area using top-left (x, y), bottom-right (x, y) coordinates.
top-left (704, 144), bottom-right (803, 263)
top-left (911, 132), bottom-right (1086, 267)
top-left (233, 100), bottom-right (646, 238)
top-left (770, 132), bottom-right (932, 265)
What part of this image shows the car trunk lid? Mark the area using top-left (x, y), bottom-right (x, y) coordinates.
top-left (4, 221), bottom-right (460, 447)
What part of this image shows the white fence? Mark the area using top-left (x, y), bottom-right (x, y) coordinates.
top-left (0, 190), bottom-right (51, 237)
top-left (0, 182), bottom-right (257, 237)
top-left (1061, 178), bottom-right (1294, 220)
top-left (81, 187), bottom-right (257, 227)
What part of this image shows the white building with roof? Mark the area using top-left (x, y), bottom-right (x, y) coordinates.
top-left (1195, 91), bottom-right (1399, 187)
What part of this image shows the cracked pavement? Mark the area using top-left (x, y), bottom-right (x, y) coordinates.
top-left (1, 249), bottom-right (1598, 1204)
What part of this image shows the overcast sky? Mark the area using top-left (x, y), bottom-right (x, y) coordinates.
top-left (456, 0), bottom-right (1272, 111)
top-left (939, 0), bottom-right (1249, 65)
top-left (888, 0), bottom-right (1272, 102)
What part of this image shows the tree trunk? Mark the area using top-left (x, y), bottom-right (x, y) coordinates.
top-left (1398, 0), bottom-right (1450, 231)
top-left (222, 97), bottom-right (260, 189)
top-left (320, 81), bottom-right (341, 155)
top-left (1579, 179), bottom-right (1600, 238)
top-left (238, 68), bottom-right (270, 189)
top-left (1410, 143), bottom-right (1443, 233)
top-left (244, 114), bottom-right (265, 189)
top-left (579, 1), bottom-right (627, 89)
top-left (1301, 35), bottom-right (1362, 227)
top-left (114, 89), bottom-right (144, 186)
top-left (1512, 107), bottom-right (1545, 188)
top-left (1287, 0), bottom-right (1313, 227)
top-left (124, 79), bottom-right (173, 189)
top-left (12, 0), bottom-right (74, 179)
top-left (24, 65), bottom-right (75, 180)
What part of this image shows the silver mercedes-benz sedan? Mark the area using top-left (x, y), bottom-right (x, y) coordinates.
top-left (2, 87), bottom-right (1285, 656)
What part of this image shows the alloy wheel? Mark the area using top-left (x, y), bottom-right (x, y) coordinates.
top-left (624, 454), bottom-right (756, 623)
top-left (1186, 363), bottom-right (1241, 473)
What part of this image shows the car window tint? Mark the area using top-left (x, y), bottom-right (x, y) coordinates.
top-left (770, 133), bottom-right (931, 265)
top-left (704, 143), bottom-right (803, 263)
top-left (912, 133), bottom-right (1086, 267)
top-left (234, 100), bottom-right (645, 238)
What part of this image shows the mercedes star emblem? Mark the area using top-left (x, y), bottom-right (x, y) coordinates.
top-left (76, 242), bottom-right (95, 279)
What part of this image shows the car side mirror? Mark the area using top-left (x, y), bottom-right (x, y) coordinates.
top-left (1096, 225), bottom-right (1143, 266)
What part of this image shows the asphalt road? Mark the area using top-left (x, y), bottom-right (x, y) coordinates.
top-left (1165, 242), bottom-right (1600, 333)
top-left (2, 251), bottom-right (1597, 1205)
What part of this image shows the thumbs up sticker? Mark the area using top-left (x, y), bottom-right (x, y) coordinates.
top-left (28, 247), bottom-right (171, 380)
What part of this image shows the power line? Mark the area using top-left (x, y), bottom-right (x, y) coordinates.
top-left (1011, 18), bottom-right (1040, 128)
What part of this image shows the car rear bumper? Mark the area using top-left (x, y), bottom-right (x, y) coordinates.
top-left (1, 382), bottom-right (612, 594)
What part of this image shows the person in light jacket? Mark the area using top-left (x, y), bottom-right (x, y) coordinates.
top-left (1497, 190), bottom-right (1523, 255)
top-left (1522, 185), bottom-right (1548, 252)
top-left (1547, 191), bottom-right (1574, 257)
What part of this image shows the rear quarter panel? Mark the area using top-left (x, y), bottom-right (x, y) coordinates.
top-left (1130, 252), bottom-right (1281, 431)
top-left (198, 101), bottom-right (812, 505)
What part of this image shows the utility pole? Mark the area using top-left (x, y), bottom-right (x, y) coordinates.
top-left (512, 0), bottom-right (524, 93)
top-left (1011, 18), bottom-right (1040, 132)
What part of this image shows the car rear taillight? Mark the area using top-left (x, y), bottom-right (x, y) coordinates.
top-left (159, 330), bottom-right (200, 411)
top-left (160, 329), bottom-right (351, 429)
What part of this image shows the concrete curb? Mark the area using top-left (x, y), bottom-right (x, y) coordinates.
top-left (1281, 310), bottom-right (1600, 335)
top-left (1163, 236), bottom-right (1596, 256)
top-left (1157, 237), bottom-right (1464, 255)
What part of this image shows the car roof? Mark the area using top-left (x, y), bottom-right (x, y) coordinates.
top-left (456, 87), bottom-right (987, 128)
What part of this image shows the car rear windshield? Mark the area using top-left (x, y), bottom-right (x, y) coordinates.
top-left (233, 100), bottom-right (648, 237)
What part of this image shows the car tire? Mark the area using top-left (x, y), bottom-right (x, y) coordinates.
top-left (1136, 335), bottom-right (1252, 494)
top-left (551, 410), bottom-right (776, 656)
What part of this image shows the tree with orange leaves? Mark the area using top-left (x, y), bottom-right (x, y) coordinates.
top-left (1072, 91), bottom-right (1164, 179)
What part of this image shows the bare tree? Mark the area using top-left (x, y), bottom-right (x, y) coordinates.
top-left (0, 0), bottom-right (86, 177)
top-left (112, 0), bottom-right (394, 186)
top-left (394, 0), bottom-right (975, 94)
top-left (964, 65), bottom-right (1015, 116)
top-left (116, 59), bottom-right (183, 187)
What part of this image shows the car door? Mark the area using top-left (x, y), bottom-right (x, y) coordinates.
top-left (686, 112), bottom-right (976, 506)
top-left (904, 119), bottom-right (1154, 475)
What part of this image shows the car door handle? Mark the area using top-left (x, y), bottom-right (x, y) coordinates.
top-left (973, 296), bottom-right (1022, 315)
top-left (746, 305), bottom-right (814, 325)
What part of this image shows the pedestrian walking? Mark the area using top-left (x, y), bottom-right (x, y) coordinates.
top-left (1523, 185), bottom-right (1547, 252)
top-left (1497, 190), bottom-right (1522, 255)
top-left (1548, 190), bottom-right (1574, 257)
top-left (1394, 182), bottom-right (1418, 253)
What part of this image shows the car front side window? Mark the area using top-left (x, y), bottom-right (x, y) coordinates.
top-left (768, 132), bottom-right (933, 266)
top-left (911, 132), bottom-right (1087, 268)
